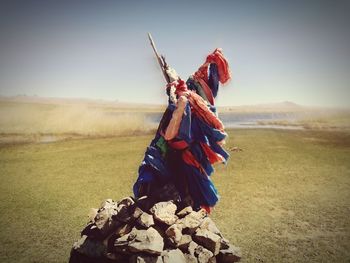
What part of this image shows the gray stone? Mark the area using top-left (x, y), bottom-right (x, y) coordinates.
top-left (137, 212), bottom-right (155, 228)
top-left (129, 255), bottom-right (163, 263)
top-left (165, 224), bottom-right (183, 244)
top-left (183, 253), bottom-right (198, 263)
top-left (115, 223), bottom-right (133, 237)
top-left (177, 206), bottom-right (193, 218)
top-left (195, 246), bottom-right (213, 263)
top-left (150, 201), bottom-right (178, 225)
top-left (220, 237), bottom-right (230, 250)
top-left (99, 199), bottom-right (115, 208)
top-left (162, 249), bottom-right (186, 263)
top-left (127, 227), bottom-right (164, 255)
top-left (178, 210), bottom-right (207, 234)
top-left (199, 217), bottom-right (222, 237)
top-left (133, 206), bottom-right (144, 219)
top-left (188, 241), bottom-right (199, 256)
top-left (177, 234), bottom-right (192, 251)
top-left (217, 245), bottom-right (241, 263)
top-left (193, 229), bottom-right (221, 255)
top-left (114, 204), bottom-right (132, 223)
top-left (118, 196), bottom-right (135, 207)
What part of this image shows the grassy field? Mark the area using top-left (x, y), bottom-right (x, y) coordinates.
top-left (0, 129), bottom-right (349, 262)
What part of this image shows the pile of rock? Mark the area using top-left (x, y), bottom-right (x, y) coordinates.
top-left (69, 197), bottom-right (241, 263)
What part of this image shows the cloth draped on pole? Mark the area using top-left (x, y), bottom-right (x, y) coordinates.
top-left (133, 48), bottom-right (231, 212)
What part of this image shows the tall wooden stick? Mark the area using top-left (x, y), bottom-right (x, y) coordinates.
top-left (148, 33), bottom-right (170, 83)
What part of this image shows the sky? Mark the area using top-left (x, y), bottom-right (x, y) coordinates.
top-left (0, 0), bottom-right (349, 107)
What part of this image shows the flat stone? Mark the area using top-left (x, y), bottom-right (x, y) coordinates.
top-left (162, 249), bottom-right (186, 263)
top-left (165, 224), bottom-right (183, 244)
top-left (114, 204), bottom-right (132, 223)
top-left (217, 245), bottom-right (241, 263)
top-left (177, 234), bottom-right (192, 251)
top-left (115, 223), bottom-right (133, 238)
top-left (133, 206), bottom-right (144, 219)
top-left (99, 199), bottom-right (115, 208)
top-left (220, 237), bottom-right (230, 250)
top-left (195, 246), bottom-right (214, 263)
top-left (178, 210), bottom-right (207, 234)
top-left (137, 212), bottom-right (155, 228)
top-left (199, 217), bottom-right (222, 237)
top-left (183, 253), bottom-right (198, 263)
top-left (150, 201), bottom-right (178, 225)
top-left (118, 196), bottom-right (135, 207)
top-left (193, 229), bottom-right (221, 255)
top-left (187, 241), bottom-right (199, 256)
top-left (127, 227), bottom-right (164, 255)
top-left (177, 206), bottom-right (193, 218)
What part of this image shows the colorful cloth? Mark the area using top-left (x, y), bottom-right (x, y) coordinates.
top-left (133, 48), bottom-right (231, 211)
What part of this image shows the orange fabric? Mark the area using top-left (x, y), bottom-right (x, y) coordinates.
top-left (186, 91), bottom-right (224, 132)
top-left (200, 142), bottom-right (224, 164)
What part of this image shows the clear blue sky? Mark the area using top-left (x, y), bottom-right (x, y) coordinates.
top-left (0, 0), bottom-right (349, 107)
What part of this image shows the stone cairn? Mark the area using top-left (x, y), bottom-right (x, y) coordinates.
top-left (69, 192), bottom-right (241, 263)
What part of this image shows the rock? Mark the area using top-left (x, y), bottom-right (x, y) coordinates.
top-left (127, 227), bottom-right (164, 255)
top-left (129, 255), bottom-right (163, 263)
top-left (99, 199), bottom-right (115, 208)
top-left (162, 249), bottom-right (186, 263)
top-left (177, 206), bottom-right (193, 218)
top-left (133, 206), bottom-right (144, 219)
top-left (183, 253), bottom-right (198, 263)
top-left (193, 229), bottom-right (221, 255)
top-left (113, 204), bottom-right (133, 223)
top-left (177, 234), bottom-right (192, 251)
top-left (118, 196), bottom-right (135, 207)
top-left (165, 224), bottom-right (183, 244)
top-left (187, 241), bottom-right (199, 256)
top-left (219, 238), bottom-right (230, 250)
top-left (114, 231), bottom-right (131, 254)
top-left (179, 210), bottom-right (207, 234)
top-left (150, 201), bottom-right (178, 225)
top-left (199, 217), bottom-right (222, 237)
top-left (137, 212), bottom-right (155, 228)
top-left (217, 245), bottom-right (241, 263)
top-left (95, 206), bottom-right (118, 230)
top-left (195, 246), bottom-right (213, 263)
top-left (88, 208), bottom-right (98, 222)
top-left (115, 223), bottom-right (133, 237)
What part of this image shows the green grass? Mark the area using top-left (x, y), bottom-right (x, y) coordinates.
top-left (0, 129), bottom-right (350, 263)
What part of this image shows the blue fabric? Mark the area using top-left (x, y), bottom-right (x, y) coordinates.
top-left (182, 163), bottom-right (219, 208)
top-left (186, 77), bottom-right (209, 102)
top-left (208, 63), bottom-right (219, 98)
top-left (177, 102), bottom-right (192, 144)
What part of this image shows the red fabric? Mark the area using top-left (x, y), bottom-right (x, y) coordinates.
top-left (200, 142), bottom-right (224, 164)
top-left (167, 80), bottom-right (225, 132)
top-left (193, 71), bottom-right (215, 105)
top-left (182, 149), bottom-right (202, 170)
top-left (168, 139), bottom-right (189, 150)
top-left (206, 48), bottom-right (231, 84)
top-left (201, 205), bottom-right (212, 214)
